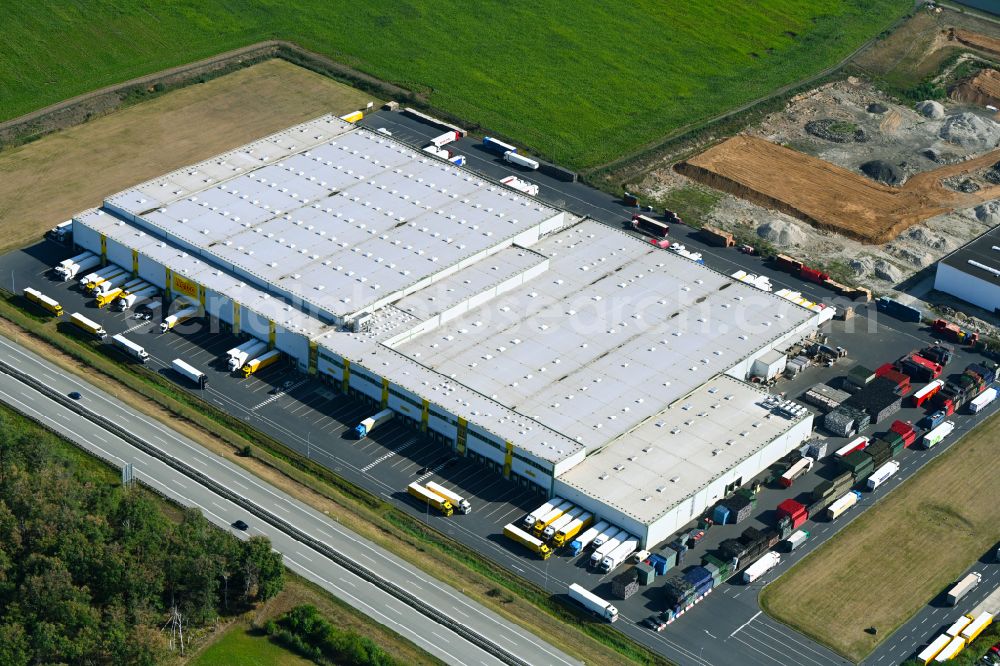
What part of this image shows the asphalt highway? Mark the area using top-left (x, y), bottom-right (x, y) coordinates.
top-left (0, 335), bottom-right (580, 666)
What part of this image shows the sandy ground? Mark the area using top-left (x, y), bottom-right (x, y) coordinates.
top-left (642, 77), bottom-right (1000, 293)
top-left (0, 59), bottom-right (377, 253)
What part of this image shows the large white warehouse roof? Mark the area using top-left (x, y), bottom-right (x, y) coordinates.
top-left (105, 115), bottom-right (562, 322)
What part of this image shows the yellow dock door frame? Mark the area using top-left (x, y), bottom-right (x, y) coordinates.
top-left (420, 399), bottom-right (429, 433)
top-left (503, 441), bottom-right (513, 479)
top-left (380, 378), bottom-right (389, 408)
top-left (456, 417), bottom-right (468, 455)
top-left (342, 359), bottom-right (350, 394)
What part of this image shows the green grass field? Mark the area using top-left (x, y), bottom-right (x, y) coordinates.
top-left (1, 1), bottom-right (909, 168)
top-left (192, 627), bottom-right (313, 666)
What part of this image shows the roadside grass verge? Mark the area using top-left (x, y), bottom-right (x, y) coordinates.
top-left (0, 292), bottom-right (671, 666)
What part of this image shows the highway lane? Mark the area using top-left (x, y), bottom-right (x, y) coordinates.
top-left (0, 335), bottom-right (580, 666)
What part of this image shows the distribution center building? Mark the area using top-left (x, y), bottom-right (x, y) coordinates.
top-left (71, 114), bottom-right (824, 546)
top-left (934, 226), bottom-right (1000, 315)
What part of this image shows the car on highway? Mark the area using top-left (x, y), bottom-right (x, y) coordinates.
top-left (68, 391), bottom-right (82, 400)
top-left (232, 520), bottom-right (248, 531)
top-left (642, 615), bottom-right (667, 632)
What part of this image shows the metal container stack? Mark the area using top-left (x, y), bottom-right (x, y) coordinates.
top-left (612, 568), bottom-right (640, 599)
top-left (824, 405), bottom-right (870, 437)
top-left (838, 449), bottom-right (874, 482)
top-left (635, 562), bottom-right (656, 586)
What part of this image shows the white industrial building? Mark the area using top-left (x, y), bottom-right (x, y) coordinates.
top-left (934, 226), bottom-right (1000, 315)
top-left (70, 115), bottom-right (826, 547)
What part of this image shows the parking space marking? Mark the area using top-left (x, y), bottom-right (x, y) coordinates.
top-left (416, 459), bottom-right (450, 482)
top-left (251, 379), bottom-right (308, 410)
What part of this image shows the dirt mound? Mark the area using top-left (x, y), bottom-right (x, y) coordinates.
top-left (805, 118), bottom-right (867, 143)
top-left (916, 100), bottom-right (945, 119)
top-left (756, 219), bottom-right (806, 246)
top-left (983, 161), bottom-right (1000, 185)
top-left (939, 112), bottom-right (1000, 151)
top-left (867, 102), bottom-right (888, 114)
top-left (679, 135), bottom-right (1000, 244)
top-left (975, 200), bottom-right (1000, 224)
top-left (950, 28), bottom-right (1000, 59)
top-left (860, 160), bottom-right (905, 185)
top-left (951, 68), bottom-right (1000, 108)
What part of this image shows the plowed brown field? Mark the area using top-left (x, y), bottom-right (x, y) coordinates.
top-left (678, 135), bottom-right (1000, 243)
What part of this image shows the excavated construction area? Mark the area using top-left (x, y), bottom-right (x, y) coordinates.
top-left (678, 134), bottom-right (1000, 244)
top-left (952, 68), bottom-right (1000, 108)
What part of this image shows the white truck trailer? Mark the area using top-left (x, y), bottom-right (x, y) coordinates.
top-left (46, 220), bottom-right (73, 243)
top-left (523, 498), bottom-right (562, 530)
top-left (354, 408), bottom-right (394, 438)
top-left (568, 520), bottom-right (610, 556)
top-left (590, 524), bottom-right (621, 551)
top-left (160, 305), bottom-right (199, 333)
top-left (425, 481), bottom-right (472, 514)
top-left (922, 421), bottom-right (955, 449)
top-left (543, 507), bottom-right (584, 541)
top-left (93, 272), bottom-right (131, 298)
top-left (590, 529), bottom-right (627, 568)
top-left (568, 583), bottom-right (618, 622)
top-left (228, 339), bottom-right (267, 372)
top-left (969, 387), bottom-right (997, 414)
top-left (742, 552), bottom-right (781, 583)
top-left (947, 572), bottom-right (982, 606)
top-left (55, 253), bottom-right (100, 281)
top-left (531, 500), bottom-right (574, 537)
top-left (866, 460), bottom-right (900, 491)
top-left (826, 490), bottom-right (861, 521)
top-left (503, 150), bottom-right (539, 170)
top-left (84, 266), bottom-right (126, 293)
top-left (112, 334), bottom-right (149, 363)
top-left (599, 536), bottom-right (638, 573)
top-left (116, 284), bottom-right (159, 311)
top-left (171, 358), bottom-right (207, 389)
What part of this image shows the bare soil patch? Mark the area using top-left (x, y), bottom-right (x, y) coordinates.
top-left (951, 27), bottom-right (1000, 59)
top-left (0, 59), bottom-right (376, 254)
top-left (678, 134), bottom-right (1000, 243)
top-left (953, 67), bottom-right (1000, 107)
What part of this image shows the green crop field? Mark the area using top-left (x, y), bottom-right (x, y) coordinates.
top-left (1, 1), bottom-right (909, 168)
top-left (192, 627), bottom-right (313, 666)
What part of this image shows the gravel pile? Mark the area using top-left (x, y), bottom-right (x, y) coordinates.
top-left (938, 112), bottom-right (1000, 151)
top-left (860, 160), bottom-right (905, 185)
top-left (983, 160), bottom-right (1000, 185)
top-left (867, 102), bottom-right (888, 114)
top-left (756, 219), bottom-right (806, 246)
top-left (916, 100), bottom-right (945, 119)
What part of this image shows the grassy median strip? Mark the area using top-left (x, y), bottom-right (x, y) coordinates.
top-left (0, 294), bottom-right (671, 666)
top-left (760, 410), bottom-right (1000, 662)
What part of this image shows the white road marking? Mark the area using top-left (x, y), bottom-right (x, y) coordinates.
top-left (730, 610), bottom-right (761, 638)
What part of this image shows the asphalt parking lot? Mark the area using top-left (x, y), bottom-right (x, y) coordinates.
top-left (10, 237), bottom-right (1000, 666)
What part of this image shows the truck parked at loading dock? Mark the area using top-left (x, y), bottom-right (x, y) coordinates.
top-left (171, 358), bottom-right (207, 389)
top-left (242, 349), bottom-right (282, 378)
top-left (590, 528), bottom-right (627, 568)
top-left (543, 506), bottom-right (584, 541)
top-left (946, 572), bottom-right (982, 605)
top-left (407, 482), bottom-right (453, 516)
top-left (115, 284), bottom-right (159, 311)
top-left (23, 288), bottom-right (63, 316)
top-left (54, 252), bottom-right (99, 281)
top-left (354, 408), bottom-right (394, 439)
top-left (523, 498), bottom-right (562, 531)
top-left (425, 481), bottom-right (471, 514)
top-left (599, 535), bottom-right (638, 573)
top-left (70, 312), bottom-right (107, 340)
top-left (111, 334), bottom-right (149, 363)
top-left (228, 339), bottom-right (267, 372)
top-left (554, 511), bottom-right (593, 548)
top-left (531, 500), bottom-right (574, 538)
top-left (503, 523), bottom-right (552, 559)
top-left (569, 520), bottom-right (610, 556)
top-left (160, 305), bottom-right (199, 333)
top-left (567, 583), bottom-right (618, 622)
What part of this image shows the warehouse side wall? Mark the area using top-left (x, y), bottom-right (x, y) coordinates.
top-left (935, 263), bottom-right (1000, 313)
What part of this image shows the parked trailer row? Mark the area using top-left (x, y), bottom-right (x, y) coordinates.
top-left (523, 498), bottom-right (562, 530)
top-left (54, 252), bottom-right (99, 280)
top-left (554, 511), bottom-right (593, 548)
top-left (228, 339), bottom-right (267, 372)
top-left (599, 536), bottom-right (639, 573)
top-left (568, 520), bottom-right (610, 556)
top-left (504, 523), bottom-right (552, 559)
top-left (23, 287), bottom-right (63, 316)
top-left (242, 349), bottom-right (282, 377)
top-left (407, 482), bottom-right (453, 516)
top-left (532, 499), bottom-right (575, 538)
top-left (425, 481), bottom-right (472, 514)
top-left (116, 284), bottom-right (159, 311)
top-left (918, 633), bottom-right (952, 664)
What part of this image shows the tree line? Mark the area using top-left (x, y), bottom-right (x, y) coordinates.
top-left (0, 408), bottom-right (284, 665)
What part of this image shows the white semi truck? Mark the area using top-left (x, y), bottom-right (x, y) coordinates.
top-left (599, 535), bottom-right (638, 573)
top-left (160, 305), bottom-right (199, 332)
top-left (523, 498), bottom-right (563, 531)
top-left (543, 507), bottom-right (584, 541)
top-left (425, 481), bottom-right (472, 514)
top-left (55, 253), bottom-right (100, 281)
top-left (590, 528), bottom-right (627, 568)
top-left (503, 150), bottom-right (539, 170)
top-left (742, 552), bottom-right (781, 583)
top-left (116, 285), bottom-right (159, 311)
top-left (228, 339), bottom-right (267, 372)
top-left (866, 460), bottom-right (900, 491)
top-left (568, 520), bottom-right (610, 556)
top-left (93, 272), bottom-right (131, 298)
top-left (112, 334), bottom-right (149, 363)
top-left (568, 583), bottom-right (618, 622)
top-left (171, 358), bottom-right (207, 389)
top-left (84, 266), bottom-right (126, 293)
top-left (354, 408), bottom-right (394, 438)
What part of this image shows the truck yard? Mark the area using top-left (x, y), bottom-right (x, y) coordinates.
top-left (6, 221), bottom-right (999, 665)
